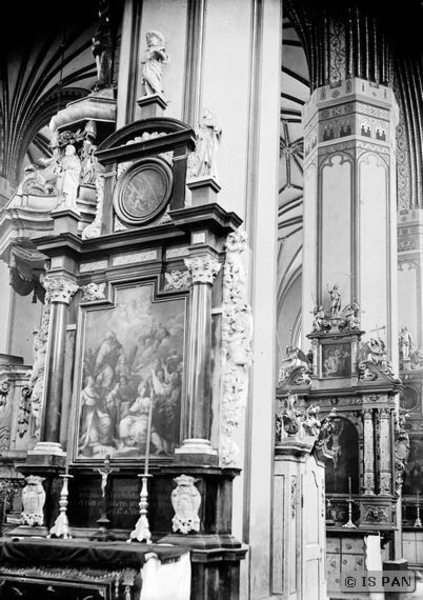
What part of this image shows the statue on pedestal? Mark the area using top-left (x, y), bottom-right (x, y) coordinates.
top-left (56, 144), bottom-right (82, 214)
top-left (140, 30), bottom-right (169, 97)
top-left (399, 326), bottom-right (413, 362)
top-left (192, 108), bottom-right (222, 180)
top-left (91, 0), bottom-right (114, 92)
top-left (328, 283), bottom-right (341, 316)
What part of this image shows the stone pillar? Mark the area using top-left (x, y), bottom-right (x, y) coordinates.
top-left (175, 253), bottom-right (221, 462)
top-left (30, 274), bottom-right (78, 456)
top-left (302, 78), bottom-right (399, 363)
top-left (363, 408), bottom-right (375, 495)
top-left (273, 398), bottom-right (331, 600)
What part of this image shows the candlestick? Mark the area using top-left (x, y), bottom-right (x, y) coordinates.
top-left (144, 398), bottom-right (154, 476)
top-left (127, 474), bottom-right (152, 543)
top-left (49, 474), bottom-right (73, 539)
top-left (414, 490), bottom-right (422, 528)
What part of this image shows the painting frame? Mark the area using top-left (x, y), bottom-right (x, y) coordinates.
top-left (72, 278), bottom-right (187, 464)
top-left (321, 341), bottom-right (352, 378)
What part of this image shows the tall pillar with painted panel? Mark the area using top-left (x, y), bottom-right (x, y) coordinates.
top-left (302, 78), bottom-right (399, 358)
top-left (301, 78), bottom-right (405, 584)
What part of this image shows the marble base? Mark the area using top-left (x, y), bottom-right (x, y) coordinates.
top-left (27, 442), bottom-right (66, 457)
top-left (174, 439), bottom-right (218, 465)
top-left (137, 94), bottom-right (167, 119)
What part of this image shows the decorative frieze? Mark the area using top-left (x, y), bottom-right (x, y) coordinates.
top-left (80, 259), bottom-right (108, 273)
top-left (171, 475), bottom-right (201, 534)
top-left (112, 250), bottom-right (158, 266)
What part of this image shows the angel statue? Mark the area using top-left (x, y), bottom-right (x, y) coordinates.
top-left (140, 30), bottom-right (169, 97)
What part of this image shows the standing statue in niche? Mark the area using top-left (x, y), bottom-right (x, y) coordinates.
top-left (192, 108), bottom-right (222, 180)
top-left (56, 145), bottom-right (82, 215)
top-left (91, 0), bottom-right (114, 91)
top-left (140, 30), bottom-right (169, 97)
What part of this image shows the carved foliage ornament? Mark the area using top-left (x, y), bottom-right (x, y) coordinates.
top-left (81, 282), bottom-right (106, 302)
top-left (220, 231), bottom-right (253, 466)
top-left (41, 274), bottom-right (79, 304)
top-left (184, 255), bottom-right (221, 284)
top-left (163, 269), bottom-right (192, 291)
top-left (28, 301), bottom-right (51, 437)
top-left (171, 475), bottom-right (201, 534)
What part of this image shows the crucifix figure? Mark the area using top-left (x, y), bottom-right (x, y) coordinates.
top-left (98, 455), bottom-right (116, 499)
top-left (91, 455), bottom-right (118, 541)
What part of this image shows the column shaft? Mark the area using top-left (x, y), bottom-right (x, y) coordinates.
top-left (40, 302), bottom-right (67, 443)
top-left (187, 281), bottom-right (212, 439)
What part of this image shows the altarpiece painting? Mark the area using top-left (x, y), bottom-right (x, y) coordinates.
top-left (75, 282), bottom-right (186, 461)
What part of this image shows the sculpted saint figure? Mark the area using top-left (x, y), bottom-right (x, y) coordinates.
top-left (91, 0), bottom-right (114, 91)
top-left (328, 283), bottom-right (341, 316)
top-left (193, 108), bottom-right (222, 179)
top-left (399, 326), bottom-right (413, 360)
top-left (56, 144), bottom-right (82, 214)
top-left (140, 30), bottom-right (169, 97)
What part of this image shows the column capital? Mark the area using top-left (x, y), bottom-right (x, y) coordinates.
top-left (184, 255), bottom-right (221, 284)
top-left (41, 274), bottom-right (79, 304)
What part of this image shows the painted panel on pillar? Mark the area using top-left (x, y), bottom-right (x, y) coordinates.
top-left (303, 163), bottom-right (318, 339)
top-left (75, 282), bottom-right (186, 461)
top-left (398, 261), bottom-right (418, 344)
top-left (321, 155), bottom-right (351, 305)
top-left (359, 154), bottom-right (387, 335)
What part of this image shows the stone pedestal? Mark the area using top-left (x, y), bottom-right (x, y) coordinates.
top-left (51, 207), bottom-right (81, 236)
top-left (137, 94), bottom-right (167, 119)
top-left (187, 177), bottom-right (221, 206)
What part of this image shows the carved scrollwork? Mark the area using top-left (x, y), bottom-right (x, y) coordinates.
top-left (17, 386), bottom-right (32, 438)
top-left (357, 337), bottom-right (400, 382)
top-left (81, 174), bottom-right (104, 240)
top-left (0, 381), bottom-right (11, 450)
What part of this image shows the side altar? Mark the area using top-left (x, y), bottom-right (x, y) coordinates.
top-left (0, 26), bottom-right (249, 600)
